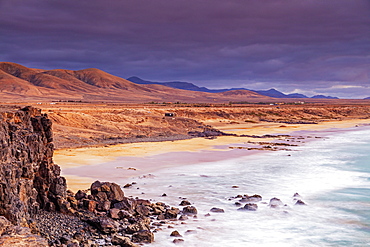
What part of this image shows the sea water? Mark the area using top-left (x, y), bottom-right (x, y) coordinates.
top-left (122, 127), bottom-right (370, 247)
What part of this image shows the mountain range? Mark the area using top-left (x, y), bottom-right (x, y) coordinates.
top-left (0, 62), bottom-right (348, 103)
top-left (0, 62), bottom-right (271, 103)
top-left (127, 76), bottom-right (339, 99)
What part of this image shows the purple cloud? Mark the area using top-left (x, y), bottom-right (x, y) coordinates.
top-left (0, 0), bottom-right (369, 98)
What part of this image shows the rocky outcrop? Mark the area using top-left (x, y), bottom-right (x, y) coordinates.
top-left (58, 180), bottom-right (191, 246)
top-left (188, 126), bottom-right (236, 138)
top-left (0, 106), bottom-right (66, 226)
top-left (0, 107), bottom-right (197, 246)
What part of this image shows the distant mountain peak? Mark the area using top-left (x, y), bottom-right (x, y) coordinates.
top-left (126, 76), bottom-right (217, 92)
top-left (127, 76), bottom-right (340, 99)
top-left (311, 95), bottom-right (339, 99)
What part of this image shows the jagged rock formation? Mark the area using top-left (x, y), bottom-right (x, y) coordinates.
top-left (0, 106), bottom-right (66, 226)
top-left (0, 106), bottom-right (194, 246)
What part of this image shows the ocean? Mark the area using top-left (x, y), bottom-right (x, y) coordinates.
top-left (122, 126), bottom-right (370, 247)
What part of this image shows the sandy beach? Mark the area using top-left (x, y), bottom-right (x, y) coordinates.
top-left (54, 118), bottom-right (370, 192)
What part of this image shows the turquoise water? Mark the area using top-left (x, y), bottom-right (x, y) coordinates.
top-left (121, 127), bottom-right (370, 246)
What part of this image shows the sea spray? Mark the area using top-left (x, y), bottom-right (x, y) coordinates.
top-left (123, 127), bottom-right (370, 246)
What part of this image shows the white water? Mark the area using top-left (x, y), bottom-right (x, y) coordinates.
top-left (120, 127), bottom-right (370, 246)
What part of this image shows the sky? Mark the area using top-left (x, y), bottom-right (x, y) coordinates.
top-left (0, 0), bottom-right (369, 98)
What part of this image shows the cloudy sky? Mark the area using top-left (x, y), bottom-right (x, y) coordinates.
top-left (0, 0), bottom-right (369, 98)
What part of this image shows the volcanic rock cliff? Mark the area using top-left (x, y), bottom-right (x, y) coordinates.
top-left (0, 106), bottom-right (67, 226)
top-left (0, 106), bottom-right (192, 246)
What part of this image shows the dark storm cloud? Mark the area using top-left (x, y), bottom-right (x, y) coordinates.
top-left (0, 0), bottom-right (369, 98)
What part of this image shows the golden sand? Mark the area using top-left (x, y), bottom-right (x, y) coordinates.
top-left (54, 119), bottom-right (370, 192)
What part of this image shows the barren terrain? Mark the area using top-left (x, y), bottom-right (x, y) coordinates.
top-left (16, 102), bottom-right (370, 149)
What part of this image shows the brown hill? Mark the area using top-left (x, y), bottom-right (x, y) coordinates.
top-left (218, 90), bottom-right (266, 98)
top-left (0, 62), bottom-right (271, 103)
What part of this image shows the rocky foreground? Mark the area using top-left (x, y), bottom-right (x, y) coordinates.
top-left (32, 180), bottom-right (197, 246)
top-left (0, 106), bottom-right (199, 246)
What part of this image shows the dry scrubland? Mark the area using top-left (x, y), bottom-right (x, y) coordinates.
top-left (26, 102), bottom-right (370, 149)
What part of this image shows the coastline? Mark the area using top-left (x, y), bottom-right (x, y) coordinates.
top-left (122, 124), bottom-right (370, 247)
top-left (54, 118), bottom-right (370, 192)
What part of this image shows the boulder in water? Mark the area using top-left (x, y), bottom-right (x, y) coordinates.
top-left (173, 238), bottom-right (185, 244)
top-left (269, 197), bottom-right (284, 208)
top-left (182, 206), bottom-right (197, 215)
top-left (243, 203), bottom-right (258, 211)
top-left (170, 230), bottom-right (182, 237)
top-left (210, 207), bottom-right (225, 213)
top-left (295, 200), bottom-right (306, 206)
top-left (239, 194), bottom-right (262, 202)
top-left (179, 200), bottom-right (191, 206)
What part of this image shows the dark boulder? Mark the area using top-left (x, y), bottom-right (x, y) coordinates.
top-left (96, 200), bottom-right (111, 212)
top-left (111, 235), bottom-right (139, 247)
top-left (125, 220), bottom-right (150, 234)
top-left (131, 230), bottom-right (154, 243)
top-left (123, 183), bottom-right (133, 188)
top-left (118, 210), bottom-right (132, 219)
top-left (82, 199), bottom-right (97, 212)
top-left (295, 200), bottom-right (306, 206)
top-left (151, 204), bottom-right (165, 215)
top-left (135, 199), bottom-right (151, 206)
top-left (170, 230), bottom-right (182, 237)
top-left (179, 215), bottom-right (188, 221)
top-left (269, 197), bottom-right (284, 208)
top-left (179, 200), bottom-right (191, 206)
top-left (247, 194), bottom-right (262, 202)
top-left (185, 230), bottom-right (197, 235)
top-left (165, 208), bottom-right (180, 219)
top-left (75, 190), bottom-right (87, 200)
top-left (113, 198), bottom-right (137, 214)
top-left (240, 194), bottom-right (262, 202)
top-left (156, 214), bottom-right (166, 220)
top-left (135, 205), bottom-right (150, 216)
top-left (242, 203), bottom-right (258, 211)
top-left (182, 206), bottom-right (197, 215)
top-left (210, 207), bottom-right (225, 213)
top-left (91, 181), bottom-right (125, 203)
top-left (173, 238), bottom-right (185, 244)
top-left (88, 216), bottom-right (119, 234)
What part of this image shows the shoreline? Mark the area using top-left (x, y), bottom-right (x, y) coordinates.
top-left (54, 118), bottom-right (370, 192)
